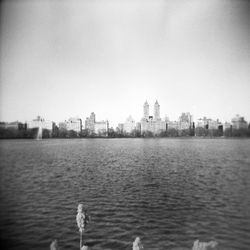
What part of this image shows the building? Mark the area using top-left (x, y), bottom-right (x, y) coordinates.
top-left (143, 101), bottom-right (149, 118)
top-left (167, 121), bottom-right (179, 130)
top-left (224, 122), bottom-right (232, 130)
top-left (231, 115), bottom-right (248, 130)
top-left (207, 119), bottom-right (221, 130)
top-left (179, 112), bottom-right (193, 130)
top-left (66, 117), bottom-right (82, 132)
top-left (123, 115), bottom-right (136, 134)
top-left (117, 123), bottom-right (124, 133)
top-left (0, 121), bottom-right (26, 130)
top-left (85, 112), bottom-right (96, 134)
top-left (27, 116), bottom-right (54, 130)
top-left (196, 117), bottom-right (221, 130)
top-left (94, 121), bottom-right (109, 136)
top-left (196, 117), bottom-right (209, 129)
top-left (141, 100), bottom-right (166, 135)
top-left (85, 112), bottom-right (109, 136)
top-left (59, 117), bottom-right (82, 133)
top-left (0, 122), bottom-right (6, 129)
top-left (154, 101), bottom-right (160, 121)
top-left (136, 122), bottom-right (141, 134)
top-left (58, 122), bottom-right (67, 130)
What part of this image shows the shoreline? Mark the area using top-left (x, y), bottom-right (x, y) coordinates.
top-left (1, 136), bottom-right (250, 140)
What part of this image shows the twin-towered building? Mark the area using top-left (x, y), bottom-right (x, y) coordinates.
top-left (122, 101), bottom-right (194, 136)
top-left (122, 101), bottom-right (166, 135)
top-left (140, 100), bottom-right (166, 135)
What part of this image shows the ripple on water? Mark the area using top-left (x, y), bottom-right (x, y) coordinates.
top-left (0, 138), bottom-right (250, 250)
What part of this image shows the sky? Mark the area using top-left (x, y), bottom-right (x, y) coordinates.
top-left (1, 0), bottom-right (250, 127)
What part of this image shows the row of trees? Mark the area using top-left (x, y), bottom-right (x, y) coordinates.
top-left (1, 126), bottom-right (250, 139)
top-left (0, 127), bottom-right (52, 139)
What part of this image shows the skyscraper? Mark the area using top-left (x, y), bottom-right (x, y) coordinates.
top-left (85, 112), bottom-right (96, 133)
top-left (143, 101), bottom-right (149, 119)
top-left (85, 112), bottom-right (109, 136)
top-left (123, 115), bottom-right (136, 134)
top-left (154, 100), bottom-right (160, 121)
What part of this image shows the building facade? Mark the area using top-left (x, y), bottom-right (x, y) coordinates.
top-left (178, 112), bottom-right (193, 130)
top-left (167, 121), bottom-right (179, 130)
top-left (85, 112), bottom-right (96, 134)
top-left (94, 121), bottom-right (109, 136)
top-left (196, 117), bottom-right (222, 130)
top-left (231, 115), bottom-right (248, 130)
top-left (0, 121), bottom-right (26, 130)
top-left (141, 100), bottom-right (166, 135)
top-left (27, 116), bottom-right (54, 130)
top-left (85, 112), bottom-right (109, 136)
top-left (196, 117), bottom-right (209, 129)
top-left (60, 117), bottom-right (82, 133)
top-left (123, 115), bottom-right (136, 134)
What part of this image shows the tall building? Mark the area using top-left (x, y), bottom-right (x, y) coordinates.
top-left (179, 112), bottom-right (193, 130)
top-left (154, 100), bottom-right (160, 121)
top-left (123, 115), bottom-right (136, 134)
top-left (143, 101), bottom-right (149, 119)
top-left (141, 100), bottom-right (166, 135)
top-left (85, 112), bottom-right (96, 133)
top-left (85, 112), bottom-right (109, 136)
top-left (117, 123), bottom-right (124, 133)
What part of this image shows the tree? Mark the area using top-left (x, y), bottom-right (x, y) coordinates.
top-left (195, 127), bottom-right (208, 137)
top-left (42, 129), bottom-right (51, 138)
top-left (167, 128), bottom-right (178, 137)
top-left (52, 125), bottom-right (59, 138)
top-left (224, 128), bottom-right (232, 137)
top-left (142, 131), bottom-right (154, 137)
top-left (108, 127), bottom-right (116, 138)
top-left (58, 128), bottom-right (67, 138)
top-left (68, 130), bottom-right (78, 138)
top-left (80, 129), bottom-right (88, 137)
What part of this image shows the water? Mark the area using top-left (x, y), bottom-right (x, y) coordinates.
top-left (0, 138), bottom-right (250, 250)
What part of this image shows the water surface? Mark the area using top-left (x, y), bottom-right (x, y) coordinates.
top-left (0, 138), bottom-right (250, 250)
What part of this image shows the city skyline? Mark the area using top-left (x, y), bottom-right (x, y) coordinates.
top-left (1, 0), bottom-right (250, 127)
top-left (1, 103), bottom-right (249, 130)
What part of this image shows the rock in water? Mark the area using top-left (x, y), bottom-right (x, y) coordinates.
top-left (192, 240), bottom-right (218, 250)
top-left (133, 237), bottom-right (143, 250)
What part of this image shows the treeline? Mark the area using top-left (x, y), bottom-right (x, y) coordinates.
top-left (0, 127), bottom-right (52, 139)
top-left (1, 126), bottom-right (250, 139)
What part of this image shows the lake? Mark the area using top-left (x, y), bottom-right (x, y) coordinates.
top-left (0, 138), bottom-right (250, 250)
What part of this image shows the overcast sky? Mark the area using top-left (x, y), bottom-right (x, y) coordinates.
top-left (1, 0), bottom-right (250, 127)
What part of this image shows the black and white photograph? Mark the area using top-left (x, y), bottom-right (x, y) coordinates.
top-left (0, 0), bottom-right (250, 249)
